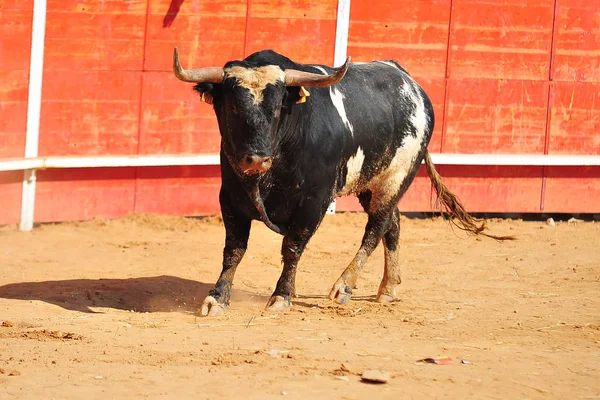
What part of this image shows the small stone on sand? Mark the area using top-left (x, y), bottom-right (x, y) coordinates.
top-left (361, 369), bottom-right (390, 383)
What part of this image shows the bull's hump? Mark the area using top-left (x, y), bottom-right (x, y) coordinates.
top-left (224, 65), bottom-right (285, 104)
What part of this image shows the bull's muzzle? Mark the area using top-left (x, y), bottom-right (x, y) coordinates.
top-left (240, 154), bottom-right (273, 175)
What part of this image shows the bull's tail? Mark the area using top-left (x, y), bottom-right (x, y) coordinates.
top-left (423, 151), bottom-right (516, 241)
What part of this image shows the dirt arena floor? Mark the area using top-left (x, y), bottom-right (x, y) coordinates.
top-left (0, 212), bottom-right (598, 399)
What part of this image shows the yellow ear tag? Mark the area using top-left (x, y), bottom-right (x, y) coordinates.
top-left (296, 86), bottom-right (310, 104)
top-left (201, 92), bottom-right (213, 105)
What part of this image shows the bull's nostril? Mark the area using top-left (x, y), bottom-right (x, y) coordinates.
top-left (240, 154), bottom-right (272, 174)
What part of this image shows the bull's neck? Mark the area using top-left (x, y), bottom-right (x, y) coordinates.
top-left (222, 144), bottom-right (287, 236)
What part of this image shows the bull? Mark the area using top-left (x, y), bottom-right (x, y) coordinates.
top-left (172, 48), bottom-right (510, 316)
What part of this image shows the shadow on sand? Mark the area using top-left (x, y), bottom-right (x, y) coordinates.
top-left (0, 275), bottom-right (266, 314)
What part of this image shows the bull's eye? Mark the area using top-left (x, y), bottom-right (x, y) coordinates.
top-left (231, 104), bottom-right (239, 115)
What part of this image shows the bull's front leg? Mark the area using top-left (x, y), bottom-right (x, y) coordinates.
top-left (265, 232), bottom-right (311, 311)
top-left (200, 193), bottom-right (251, 317)
top-left (265, 201), bottom-right (326, 312)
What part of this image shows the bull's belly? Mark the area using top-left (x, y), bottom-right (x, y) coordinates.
top-left (336, 136), bottom-right (423, 208)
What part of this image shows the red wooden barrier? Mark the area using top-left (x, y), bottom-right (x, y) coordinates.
top-left (0, 0), bottom-right (33, 223)
top-left (0, 0), bottom-right (599, 226)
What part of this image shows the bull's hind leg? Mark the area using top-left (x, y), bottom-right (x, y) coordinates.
top-left (377, 207), bottom-right (401, 303)
top-left (328, 190), bottom-right (395, 304)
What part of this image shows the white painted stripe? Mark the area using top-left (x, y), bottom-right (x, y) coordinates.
top-left (330, 0), bottom-right (350, 214)
top-left (334, 0), bottom-right (351, 67)
top-left (24, 0), bottom-right (46, 159)
top-left (2, 153), bottom-right (600, 174)
top-left (20, 0), bottom-right (47, 232)
top-left (0, 155), bottom-right (221, 171)
top-left (19, 170), bottom-right (37, 231)
top-left (428, 153), bottom-right (600, 167)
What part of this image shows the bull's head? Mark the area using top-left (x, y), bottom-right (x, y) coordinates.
top-left (173, 48), bottom-right (350, 176)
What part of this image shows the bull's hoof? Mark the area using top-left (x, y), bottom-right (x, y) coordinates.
top-left (200, 296), bottom-right (227, 317)
top-left (265, 295), bottom-right (292, 312)
top-left (375, 293), bottom-right (395, 303)
top-left (328, 282), bottom-right (353, 305)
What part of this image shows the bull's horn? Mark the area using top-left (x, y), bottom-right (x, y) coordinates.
top-left (284, 57), bottom-right (351, 87)
top-left (173, 47), bottom-right (224, 83)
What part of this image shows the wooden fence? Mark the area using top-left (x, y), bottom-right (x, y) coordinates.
top-left (1, 0), bottom-right (598, 225)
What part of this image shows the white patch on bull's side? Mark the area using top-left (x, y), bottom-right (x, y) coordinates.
top-left (313, 66), bottom-right (354, 135)
top-left (404, 81), bottom-right (428, 141)
top-left (330, 87), bottom-right (354, 135)
top-left (224, 65), bottom-right (285, 104)
top-left (339, 147), bottom-right (365, 195)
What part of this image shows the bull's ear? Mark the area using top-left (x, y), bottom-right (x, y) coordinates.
top-left (193, 83), bottom-right (215, 105)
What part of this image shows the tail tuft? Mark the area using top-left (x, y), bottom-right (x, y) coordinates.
top-left (423, 151), bottom-right (516, 241)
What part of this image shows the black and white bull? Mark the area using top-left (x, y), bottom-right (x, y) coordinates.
top-left (173, 48), bottom-right (509, 316)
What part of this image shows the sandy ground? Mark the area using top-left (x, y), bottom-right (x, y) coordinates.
top-left (0, 212), bottom-right (598, 399)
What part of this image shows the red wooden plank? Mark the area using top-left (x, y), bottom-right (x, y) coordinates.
top-left (553, 0), bottom-right (600, 82)
top-left (245, 0), bottom-right (336, 64)
top-left (38, 71), bottom-right (142, 156)
top-left (348, 0), bottom-right (451, 79)
top-left (0, 71), bottom-right (28, 157)
top-left (444, 79), bottom-right (549, 154)
top-left (139, 72), bottom-right (220, 154)
top-left (44, 0), bottom-right (146, 71)
top-left (0, 172), bottom-right (23, 225)
top-left (398, 167), bottom-right (433, 212)
top-left (436, 166), bottom-right (543, 213)
top-left (134, 165), bottom-right (221, 215)
top-left (548, 82), bottom-right (600, 155)
top-left (0, 0), bottom-right (31, 160)
top-left (543, 167), bottom-right (600, 213)
top-left (35, 168), bottom-right (136, 223)
top-left (335, 196), bottom-right (362, 212)
top-left (145, 0), bottom-right (247, 71)
top-left (0, 0), bottom-right (33, 71)
top-left (448, 0), bottom-right (554, 80)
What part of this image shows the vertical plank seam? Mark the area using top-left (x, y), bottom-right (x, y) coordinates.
top-left (434, 0), bottom-right (455, 211)
top-left (334, 0), bottom-right (351, 67)
top-left (20, 0), bottom-right (47, 231)
top-left (440, 0), bottom-right (455, 153)
top-left (243, 0), bottom-right (252, 57)
top-left (540, 0), bottom-right (560, 211)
